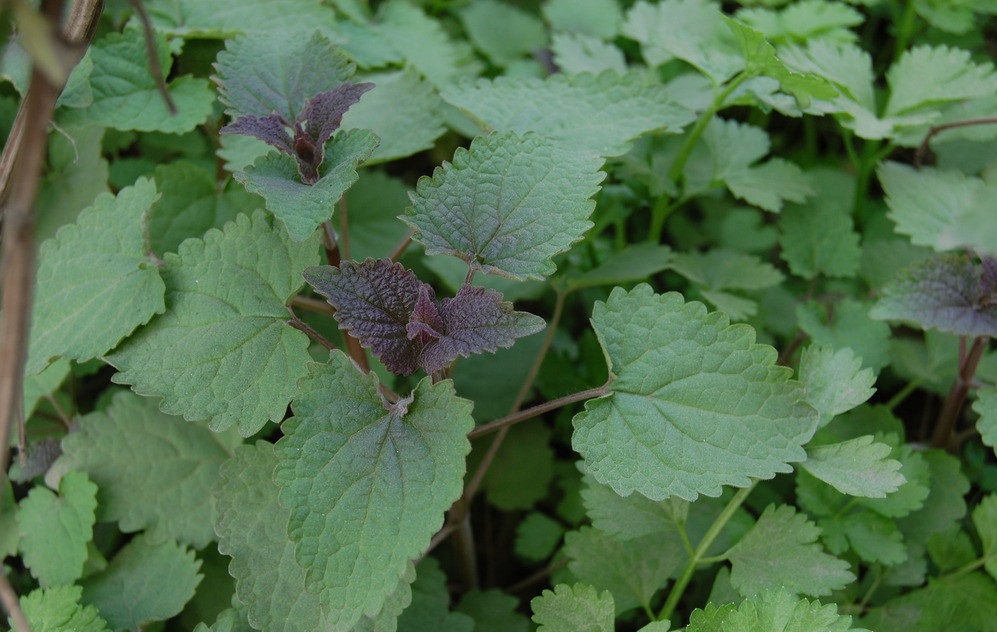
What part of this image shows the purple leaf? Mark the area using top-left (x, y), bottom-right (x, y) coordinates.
top-left (303, 259), bottom-right (425, 375)
top-left (303, 83), bottom-right (375, 150)
top-left (981, 255), bottom-right (997, 300)
top-left (417, 285), bottom-right (546, 374)
top-left (220, 114), bottom-right (294, 155)
top-left (406, 284), bottom-right (445, 342)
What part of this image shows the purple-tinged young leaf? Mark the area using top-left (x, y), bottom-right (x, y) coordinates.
top-left (419, 285), bottom-right (545, 374)
top-left (981, 256), bottom-right (997, 300)
top-left (870, 254), bottom-right (997, 338)
top-left (304, 259), bottom-right (424, 375)
top-left (302, 83), bottom-right (375, 150)
top-left (406, 285), bottom-right (445, 343)
top-left (219, 114), bottom-right (293, 155)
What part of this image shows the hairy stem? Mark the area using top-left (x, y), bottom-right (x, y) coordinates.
top-left (657, 483), bottom-right (756, 621)
top-left (931, 335), bottom-right (989, 449)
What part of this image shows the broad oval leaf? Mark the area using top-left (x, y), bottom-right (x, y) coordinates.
top-left (273, 352), bottom-right (473, 629)
top-left (405, 131), bottom-right (605, 280)
top-left (572, 284), bottom-right (818, 501)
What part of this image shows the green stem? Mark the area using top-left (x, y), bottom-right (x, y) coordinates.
top-left (942, 555), bottom-right (991, 581)
top-left (892, 0), bottom-right (918, 61)
top-left (657, 483), bottom-right (756, 621)
top-left (886, 379), bottom-right (922, 411)
top-left (852, 139), bottom-right (894, 222)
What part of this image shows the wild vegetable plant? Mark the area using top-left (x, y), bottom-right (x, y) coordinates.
top-left (2, 0), bottom-right (997, 631)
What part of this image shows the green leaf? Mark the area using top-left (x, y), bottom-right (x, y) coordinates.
top-left (442, 72), bottom-right (693, 157)
top-left (884, 45), bottom-right (997, 117)
top-left (341, 70), bottom-right (445, 164)
top-left (735, 0), bottom-right (863, 45)
top-left (455, 590), bottom-right (530, 632)
top-left (477, 423), bottom-right (554, 510)
top-left (531, 584), bottom-right (615, 632)
top-left (396, 558), bottom-right (474, 632)
top-left (543, 0), bottom-right (623, 39)
top-left (515, 512), bottom-right (565, 561)
top-left (669, 248), bottom-right (784, 318)
top-left (144, 0), bottom-right (335, 37)
top-left (193, 607), bottom-right (254, 632)
top-left (573, 284), bottom-right (818, 501)
top-left (927, 527), bottom-right (977, 572)
top-left (342, 170), bottom-right (413, 261)
top-left (81, 534), bottom-right (202, 630)
top-left (459, 0), bottom-right (546, 67)
top-left (550, 33), bottom-right (627, 76)
top-left (801, 436), bottom-right (905, 498)
top-left (108, 210), bottom-right (320, 436)
top-left (405, 132), bottom-right (604, 280)
top-left (834, 510), bottom-right (907, 565)
top-left (973, 494), bottom-right (997, 581)
top-left (16, 471), bottom-right (97, 587)
top-left (215, 30), bottom-right (356, 122)
top-left (869, 254), bottom-right (997, 338)
top-left (27, 177), bottom-right (165, 375)
top-left (61, 391), bottom-right (239, 548)
top-left (0, 482), bottom-right (17, 559)
top-left (149, 161), bottom-right (253, 256)
top-left (877, 162), bottom-right (997, 256)
top-left (796, 299), bottom-right (892, 370)
top-left (779, 169), bottom-right (861, 279)
top-left (235, 129), bottom-right (379, 241)
top-left (273, 352), bottom-right (473, 628)
top-left (862, 573), bottom-right (997, 632)
top-left (896, 450), bottom-right (970, 547)
top-left (856, 440), bottom-right (931, 518)
top-left (84, 29), bottom-right (213, 132)
top-left (563, 526), bottom-right (681, 613)
top-left (976, 388), bottom-right (997, 454)
top-left (727, 504), bottom-right (854, 598)
top-left (799, 345), bottom-right (877, 427)
top-left (704, 589), bottom-right (865, 631)
top-left (36, 124), bottom-right (110, 243)
top-left (564, 244), bottom-right (674, 290)
top-left (18, 585), bottom-right (110, 632)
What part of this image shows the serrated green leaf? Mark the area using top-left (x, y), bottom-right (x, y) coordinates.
top-left (84, 29), bottom-right (213, 132)
top-left (61, 391), bottom-right (238, 548)
top-left (869, 254), bottom-right (997, 338)
top-left (736, 0), bottom-right (863, 45)
top-left (973, 494), bottom-right (997, 581)
top-left (396, 558), bottom-right (474, 632)
top-left (459, 0), bottom-right (546, 67)
top-left (442, 72), bottom-right (693, 157)
top-left (235, 129), bottom-right (379, 241)
top-left (215, 30), bottom-right (355, 122)
top-left (670, 249), bottom-right (784, 294)
top-left (927, 527), bottom-right (977, 572)
top-left (531, 583), bottom-right (615, 632)
top-left (455, 590), bottom-right (530, 632)
top-left (574, 285), bottom-right (818, 501)
top-left (16, 471), bottom-right (96, 586)
top-left (802, 436), bottom-right (904, 498)
top-left (896, 450), bottom-right (970, 547)
top-left (18, 585), bottom-right (110, 632)
top-left (857, 440), bottom-right (930, 518)
top-left (796, 299), bottom-right (892, 370)
top-left (149, 161), bottom-right (253, 256)
top-left (515, 512), bottom-right (565, 561)
top-left (144, 0), bottom-right (334, 38)
top-left (405, 132), bottom-right (604, 280)
top-left (727, 504), bottom-right (854, 598)
top-left (273, 352), bottom-right (472, 628)
top-left (714, 589), bottom-right (865, 631)
top-left (23, 357), bottom-right (69, 420)
top-left (341, 70), bottom-right (445, 164)
top-left (36, 124), bottom-right (110, 243)
top-left (688, 602), bottom-right (738, 631)
top-left (81, 534), bottom-right (202, 630)
top-left (877, 162), bottom-right (997, 256)
top-left (193, 607), bottom-right (254, 632)
top-left (799, 345), bottom-right (876, 427)
top-left (550, 33), bottom-right (627, 76)
top-left (835, 510), bottom-right (907, 565)
top-left (884, 45), bottom-right (997, 117)
top-left (779, 169), bottom-right (861, 278)
top-left (543, 0), bottom-right (623, 38)
top-left (564, 244), bottom-right (674, 290)
top-left (861, 573), bottom-right (997, 632)
top-left (976, 388), bottom-right (997, 454)
top-left (478, 423), bottom-right (554, 510)
top-left (108, 210), bottom-right (320, 436)
top-left (342, 170), bottom-right (412, 261)
top-left (563, 526), bottom-right (682, 613)
top-left (28, 177), bottom-right (165, 376)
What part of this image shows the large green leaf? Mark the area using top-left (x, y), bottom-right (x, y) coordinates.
top-left (61, 391), bottom-right (240, 548)
top-left (273, 352), bottom-right (473, 628)
top-left (405, 131), bottom-right (604, 280)
top-left (573, 284), bottom-right (818, 501)
top-left (27, 177), bottom-right (165, 376)
top-left (108, 210), bottom-right (320, 436)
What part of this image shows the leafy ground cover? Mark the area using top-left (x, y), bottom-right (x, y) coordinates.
top-left (2, 0), bottom-right (997, 630)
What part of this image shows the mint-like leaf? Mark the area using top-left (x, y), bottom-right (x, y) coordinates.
top-left (799, 345), bottom-right (877, 427)
top-left (573, 284), bottom-right (818, 501)
top-left (801, 436), bottom-right (905, 498)
top-left (273, 352), bottom-right (473, 627)
top-left (870, 254), bottom-right (997, 338)
top-left (405, 132), bottom-right (604, 280)
top-left (19, 585), bottom-right (110, 632)
top-left (691, 589), bottom-right (862, 631)
top-left (531, 584), bottom-right (614, 632)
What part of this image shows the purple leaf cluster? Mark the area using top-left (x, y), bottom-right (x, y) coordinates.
top-left (304, 259), bottom-right (546, 376)
top-left (221, 82), bottom-right (373, 184)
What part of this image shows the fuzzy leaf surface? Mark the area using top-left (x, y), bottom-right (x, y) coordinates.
top-left (801, 436), bottom-right (905, 498)
top-left (458, 0), bottom-right (547, 67)
top-left (235, 129), bottom-right (379, 241)
top-left (144, 0), bottom-right (333, 37)
top-left (405, 132), bottom-right (604, 280)
top-left (18, 585), bottom-right (110, 632)
top-left (61, 391), bottom-right (239, 548)
top-left (573, 284), bottom-right (818, 501)
top-left (884, 45), bottom-right (997, 116)
top-left (16, 471), bottom-right (97, 587)
top-left (693, 589), bottom-right (865, 631)
top-left (273, 352), bottom-right (473, 628)
top-left (108, 210), bottom-right (319, 436)
top-left (726, 504), bottom-right (854, 597)
top-left (80, 535), bottom-right (202, 630)
top-left (798, 345), bottom-right (876, 427)
top-left (28, 177), bottom-right (165, 375)
top-left (214, 30), bottom-right (355, 121)
top-left (878, 162), bottom-right (997, 256)
top-left (869, 254), bottom-right (997, 338)
top-left (441, 72), bottom-right (694, 157)
top-left (86, 29), bottom-right (213, 132)
top-left (531, 584), bottom-right (615, 632)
